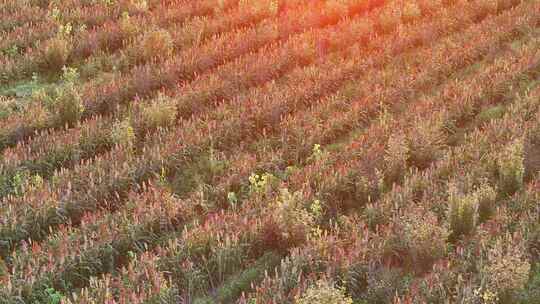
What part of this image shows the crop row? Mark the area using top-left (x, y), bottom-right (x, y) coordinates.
top-left (0, 0), bottom-right (246, 83)
top-left (0, 0), bottom-right (318, 197)
top-left (1, 0), bottom-right (245, 52)
top-left (0, 0), bottom-right (132, 34)
top-left (295, 28), bottom-right (539, 218)
top-left (0, 0), bottom-right (462, 233)
top-left (207, 27), bottom-right (539, 302)
top-left (0, 0), bottom-right (536, 300)
top-left (77, 0), bottom-right (384, 115)
top-left (0, 0), bottom-right (534, 260)
top-left (1, 146), bottom-right (268, 301)
top-left (0, 0), bottom-right (381, 202)
top-left (244, 82), bottom-right (540, 303)
top-left (0, 0), bottom-right (503, 183)
top-left (72, 0), bottom-right (314, 79)
top-left (0, 0), bottom-right (393, 198)
top-left (0, 0), bottom-right (386, 151)
top-left (58, 66), bottom-right (540, 303)
top-left (0, 1), bottom-right (47, 32)
top-left (0, 0), bottom-right (339, 86)
top-left (0, 0), bottom-right (155, 63)
top-left (1, 0), bottom-right (537, 303)
top-left (227, 25), bottom-right (540, 299)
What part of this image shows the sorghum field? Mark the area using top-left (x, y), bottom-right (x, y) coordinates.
top-left (0, 0), bottom-right (539, 303)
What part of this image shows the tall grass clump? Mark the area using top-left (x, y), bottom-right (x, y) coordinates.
top-left (139, 93), bottom-right (177, 132)
top-left (405, 211), bottom-right (448, 269)
top-left (407, 117), bottom-right (445, 170)
top-left (139, 28), bottom-right (173, 61)
top-left (480, 233), bottom-right (530, 303)
top-left (524, 124), bottom-right (540, 181)
top-left (447, 184), bottom-right (477, 242)
top-left (32, 66), bottom-right (84, 126)
top-left (497, 140), bottom-right (524, 196)
top-left (383, 132), bottom-right (409, 186)
top-left (295, 279), bottom-right (353, 304)
top-left (475, 182), bottom-right (497, 223)
top-left (111, 118), bottom-right (135, 148)
top-left (41, 23), bottom-right (73, 72)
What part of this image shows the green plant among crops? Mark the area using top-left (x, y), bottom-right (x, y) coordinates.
top-left (477, 105), bottom-right (506, 124)
top-left (481, 233), bottom-right (530, 303)
top-left (407, 117), bottom-right (445, 170)
top-left (99, 0), bottom-right (116, 6)
top-left (45, 287), bottom-right (64, 304)
top-left (207, 252), bottom-right (281, 303)
top-left (383, 132), bottom-right (409, 186)
top-left (119, 12), bottom-right (139, 38)
top-left (0, 257), bottom-right (6, 280)
top-left (520, 264), bottom-right (540, 303)
top-left (111, 118), bottom-right (135, 148)
top-left (239, 0), bottom-right (279, 15)
top-left (42, 22), bottom-right (73, 71)
top-left (402, 2), bottom-right (422, 23)
top-left (249, 172), bottom-right (277, 194)
top-left (308, 144), bottom-right (326, 163)
top-left (255, 188), bottom-right (317, 255)
top-left (139, 28), bottom-right (173, 61)
top-left (42, 37), bottom-right (72, 72)
top-left (274, 188), bottom-right (317, 228)
top-left (2, 45), bottom-right (19, 58)
top-left (1, 73), bottom-right (48, 100)
top-left (0, 97), bottom-right (13, 119)
top-left (401, 209), bottom-right (449, 272)
top-left (475, 182), bottom-right (497, 223)
top-left (447, 185), bottom-right (477, 242)
top-left (295, 279), bottom-right (353, 304)
top-left (227, 191), bottom-right (238, 210)
top-left (130, 0), bottom-right (148, 11)
top-left (33, 66), bottom-right (84, 126)
top-left (362, 203), bottom-right (386, 231)
top-left (169, 149), bottom-right (228, 197)
top-left (4, 170), bottom-right (28, 197)
top-left (140, 93), bottom-right (177, 131)
top-left (524, 123), bottom-right (540, 181)
top-left (497, 139), bottom-right (524, 196)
